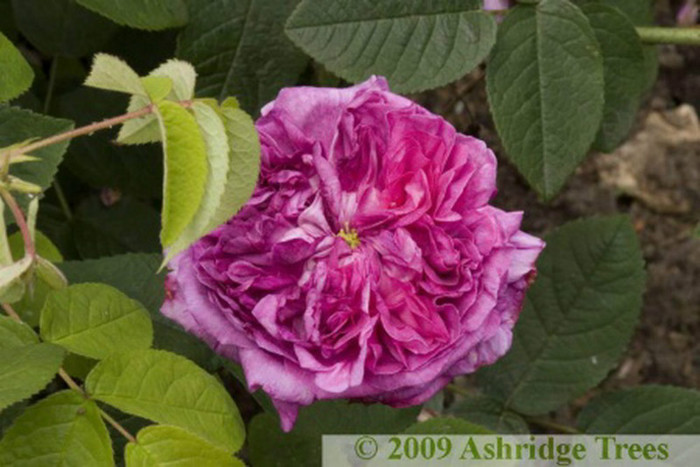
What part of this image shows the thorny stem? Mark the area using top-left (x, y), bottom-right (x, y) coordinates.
top-left (0, 207), bottom-right (136, 444)
top-left (0, 99), bottom-right (193, 167)
top-left (445, 384), bottom-right (581, 434)
top-left (0, 189), bottom-right (35, 259)
top-left (2, 106), bottom-right (153, 161)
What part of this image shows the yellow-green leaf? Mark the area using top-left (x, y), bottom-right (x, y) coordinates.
top-left (40, 283), bottom-right (153, 360)
top-left (0, 391), bottom-right (113, 466)
top-left (86, 349), bottom-right (245, 452)
top-left (125, 425), bottom-right (244, 466)
top-left (0, 31), bottom-right (34, 102)
top-left (163, 101), bottom-right (229, 264)
top-left (85, 53), bottom-right (145, 96)
top-left (206, 107), bottom-right (260, 231)
top-left (155, 101), bottom-right (208, 247)
top-left (141, 75), bottom-right (172, 103)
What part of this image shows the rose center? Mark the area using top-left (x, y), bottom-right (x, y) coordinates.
top-left (338, 223), bottom-right (361, 249)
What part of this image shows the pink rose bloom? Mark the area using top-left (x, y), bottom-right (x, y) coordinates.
top-left (162, 77), bottom-right (544, 431)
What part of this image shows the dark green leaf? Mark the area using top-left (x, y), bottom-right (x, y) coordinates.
top-left (0, 106), bottom-right (74, 197)
top-left (448, 394), bottom-right (530, 434)
top-left (478, 216), bottom-right (645, 415)
top-left (11, 0), bottom-right (118, 58)
top-left (0, 391), bottom-right (113, 466)
top-left (75, 0), bottom-right (188, 30)
top-left (578, 386), bottom-right (700, 434)
top-left (177, 0), bottom-right (309, 114)
top-left (286, 0), bottom-right (494, 93)
top-left (574, 0), bottom-right (657, 92)
top-left (486, 0), bottom-right (604, 199)
top-left (582, 4), bottom-right (645, 152)
top-left (0, 0), bottom-right (18, 40)
top-left (249, 401), bottom-right (420, 467)
top-left (62, 353), bottom-right (97, 380)
top-left (71, 196), bottom-right (161, 259)
top-left (403, 418), bottom-right (492, 434)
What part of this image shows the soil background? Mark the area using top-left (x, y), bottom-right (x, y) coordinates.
top-left (413, 0), bottom-right (700, 423)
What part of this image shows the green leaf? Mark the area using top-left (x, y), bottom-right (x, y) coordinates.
top-left (448, 395), bottom-right (530, 434)
top-left (574, 0), bottom-right (654, 26)
top-left (578, 386), bottom-right (700, 434)
top-left (11, 0), bottom-right (118, 58)
top-left (141, 75), bottom-right (172, 102)
top-left (582, 4), bottom-right (646, 152)
top-left (71, 196), bottom-right (161, 259)
top-left (40, 283), bottom-right (153, 360)
top-left (0, 106), bottom-right (74, 196)
top-left (575, 0), bottom-right (657, 93)
top-left (0, 1), bottom-right (18, 41)
top-left (177, 0), bottom-right (309, 114)
top-left (125, 425), bottom-right (244, 466)
top-left (85, 53), bottom-right (146, 96)
top-left (0, 390), bottom-right (113, 466)
top-left (34, 257), bottom-right (68, 291)
top-left (75, 0), bottom-right (188, 30)
top-left (116, 59), bottom-right (197, 145)
top-left (478, 216), bottom-right (645, 415)
top-left (403, 418), bottom-right (493, 435)
top-left (0, 255), bottom-right (32, 302)
top-left (155, 100), bottom-right (208, 246)
top-left (0, 315), bottom-right (38, 349)
top-left (9, 230), bottom-right (63, 263)
top-left (86, 349), bottom-right (245, 452)
top-left (486, 0), bottom-right (604, 199)
top-left (0, 31), bottom-right (34, 102)
top-left (286, 0), bottom-right (495, 93)
top-left (59, 253), bottom-right (218, 369)
top-left (207, 106), bottom-right (260, 231)
top-left (0, 343), bottom-right (65, 411)
top-left (149, 59), bottom-right (197, 101)
top-left (249, 401), bottom-right (420, 467)
top-left (7, 230), bottom-right (65, 325)
top-left (163, 101), bottom-right (230, 264)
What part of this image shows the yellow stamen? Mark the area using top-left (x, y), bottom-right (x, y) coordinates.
top-left (338, 222), bottom-right (361, 249)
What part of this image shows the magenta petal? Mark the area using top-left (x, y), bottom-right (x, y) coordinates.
top-left (161, 77), bottom-right (545, 431)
